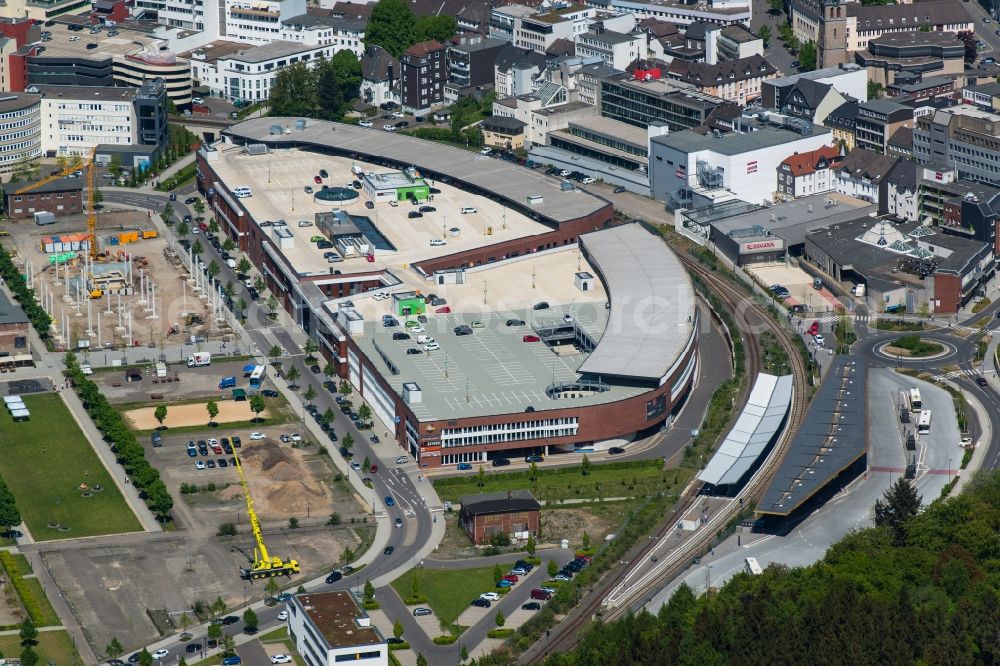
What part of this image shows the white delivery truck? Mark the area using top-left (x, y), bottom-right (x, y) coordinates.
top-left (155, 361), bottom-right (167, 377)
top-left (186, 352), bottom-right (211, 367)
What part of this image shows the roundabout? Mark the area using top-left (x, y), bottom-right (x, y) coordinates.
top-left (866, 332), bottom-right (964, 365)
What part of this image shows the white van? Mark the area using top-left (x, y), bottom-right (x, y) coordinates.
top-left (416, 335), bottom-right (434, 344)
top-left (460, 207), bottom-right (477, 214)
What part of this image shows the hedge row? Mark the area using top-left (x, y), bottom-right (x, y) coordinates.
top-left (0, 552), bottom-right (59, 626)
top-left (0, 246), bottom-right (52, 337)
top-left (63, 352), bottom-right (174, 519)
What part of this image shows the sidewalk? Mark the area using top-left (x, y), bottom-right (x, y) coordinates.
top-left (950, 338), bottom-right (996, 496)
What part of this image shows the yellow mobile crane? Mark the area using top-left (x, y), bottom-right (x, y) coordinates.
top-left (232, 447), bottom-right (301, 580)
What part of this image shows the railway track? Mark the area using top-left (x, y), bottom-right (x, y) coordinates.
top-left (526, 254), bottom-right (810, 663)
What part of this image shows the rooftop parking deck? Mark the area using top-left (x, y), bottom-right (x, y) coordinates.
top-left (224, 117), bottom-right (612, 225)
top-left (206, 145), bottom-right (551, 277)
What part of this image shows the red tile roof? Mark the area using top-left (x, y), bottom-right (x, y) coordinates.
top-left (781, 145), bottom-right (843, 177)
top-left (404, 39), bottom-right (445, 57)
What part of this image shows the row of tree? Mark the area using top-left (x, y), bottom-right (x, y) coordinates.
top-left (0, 477), bottom-right (20, 536)
top-left (0, 246), bottom-right (53, 338)
top-left (64, 352), bottom-right (174, 518)
top-left (528, 474), bottom-right (1000, 666)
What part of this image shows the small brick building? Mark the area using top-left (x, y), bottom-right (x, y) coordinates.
top-left (459, 490), bottom-right (540, 544)
top-left (2, 179), bottom-right (83, 219)
top-left (0, 290), bottom-right (30, 369)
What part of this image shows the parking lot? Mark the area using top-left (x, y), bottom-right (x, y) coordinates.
top-left (748, 263), bottom-right (843, 313)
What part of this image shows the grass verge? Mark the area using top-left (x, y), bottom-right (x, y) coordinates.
top-left (432, 460), bottom-right (686, 505)
top-left (0, 630), bottom-right (79, 664)
top-left (390, 564), bottom-right (513, 628)
top-left (0, 552), bottom-right (60, 626)
top-left (0, 393), bottom-right (141, 540)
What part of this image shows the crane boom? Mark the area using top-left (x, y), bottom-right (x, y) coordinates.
top-left (231, 445), bottom-right (300, 580)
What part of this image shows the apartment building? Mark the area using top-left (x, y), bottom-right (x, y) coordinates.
top-left (913, 106), bottom-right (1000, 187)
top-left (400, 40), bottom-right (447, 115)
top-left (667, 54), bottom-right (777, 105)
top-left (575, 30), bottom-right (646, 70)
top-left (854, 98), bottom-right (914, 155)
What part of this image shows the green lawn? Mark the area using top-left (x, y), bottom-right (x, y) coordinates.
top-left (0, 393), bottom-right (142, 540)
top-left (390, 564), bottom-right (513, 629)
top-left (432, 460), bottom-right (687, 505)
top-left (0, 630), bottom-right (79, 664)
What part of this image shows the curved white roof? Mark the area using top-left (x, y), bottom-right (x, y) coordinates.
top-left (577, 224), bottom-right (695, 381)
top-left (699, 373), bottom-right (794, 486)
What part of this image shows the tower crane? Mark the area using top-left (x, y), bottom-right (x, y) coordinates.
top-left (14, 147), bottom-right (99, 258)
top-left (231, 446), bottom-right (301, 580)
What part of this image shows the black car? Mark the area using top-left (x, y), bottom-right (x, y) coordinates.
top-left (408, 211), bottom-right (423, 219)
top-left (247, 287), bottom-right (260, 300)
top-left (317, 240), bottom-right (333, 249)
top-left (533, 302), bottom-right (550, 310)
top-left (365, 201), bottom-right (375, 209)
top-left (183, 214), bottom-right (192, 223)
top-left (327, 430), bottom-right (338, 442)
top-left (319, 169), bottom-right (329, 178)
top-left (261, 389), bottom-right (279, 397)
top-left (325, 571), bottom-right (343, 584)
top-left (185, 644), bottom-right (203, 654)
top-left (521, 602), bottom-right (541, 611)
top-left (471, 599), bottom-right (491, 608)
top-left (492, 457), bottom-right (510, 467)
top-left (179, 239), bottom-right (191, 250)
top-left (232, 436), bottom-right (242, 448)
top-left (384, 545), bottom-right (395, 555)
top-left (454, 325), bottom-right (473, 336)
top-left (311, 364), bottom-right (321, 373)
top-left (506, 319), bottom-right (525, 326)
top-left (525, 455), bottom-right (544, 463)
top-left (514, 559), bottom-right (533, 571)
top-left (392, 332), bottom-right (411, 341)
top-left (169, 193), bottom-right (177, 201)
top-left (184, 196), bottom-right (198, 205)
top-left (608, 446), bottom-right (625, 455)
top-left (419, 205), bottom-right (436, 213)
top-left (613, 186), bottom-right (626, 194)
top-left (221, 615), bottom-right (240, 625)
top-left (386, 637), bottom-right (405, 645)
top-left (977, 377), bottom-right (989, 386)
top-left (206, 460), bottom-right (216, 468)
top-left (127, 655), bottom-right (141, 664)
top-left (407, 348), bottom-right (423, 355)
top-left (218, 459), bottom-right (228, 468)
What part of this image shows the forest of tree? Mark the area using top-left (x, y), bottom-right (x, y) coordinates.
top-left (533, 472), bottom-right (1000, 666)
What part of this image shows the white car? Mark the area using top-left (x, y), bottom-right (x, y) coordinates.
top-left (358, 120), bottom-right (373, 128)
top-left (383, 125), bottom-right (397, 132)
top-left (192, 97), bottom-right (204, 105)
top-left (429, 239), bottom-right (446, 247)
top-left (350, 462), bottom-right (362, 471)
top-left (409, 325), bottom-right (425, 334)
top-left (814, 334), bottom-right (825, 347)
top-left (249, 431), bottom-right (265, 440)
top-left (423, 342), bottom-right (441, 351)
top-left (480, 592), bottom-right (500, 602)
top-left (581, 177), bottom-right (595, 184)
top-left (480, 147), bottom-right (492, 155)
top-left (69, 36), bottom-right (80, 41)
top-left (277, 610), bottom-right (288, 621)
top-left (271, 656), bottom-right (293, 664)
top-left (190, 226), bottom-right (200, 234)
top-left (396, 455), bottom-right (409, 464)
top-left (80, 364), bottom-right (93, 375)
top-left (207, 438), bottom-right (218, 446)
top-left (195, 460), bottom-right (206, 470)
top-left (152, 649), bottom-right (169, 660)
top-left (291, 433), bottom-right (302, 442)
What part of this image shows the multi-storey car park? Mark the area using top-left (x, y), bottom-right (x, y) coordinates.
top-left (198, 118), bottom-right (699, 468)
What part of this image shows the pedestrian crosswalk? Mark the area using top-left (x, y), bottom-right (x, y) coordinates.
top-left (931, 368), bottom-right (994, 382)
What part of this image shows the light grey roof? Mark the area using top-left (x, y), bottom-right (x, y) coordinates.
top-left (577, 224), bottom-right (695, 381)
top-left (226, 40), bottom-right (318, 64)
top-left (0, 290), bottom-right (29, 325)
top-left (224, 117), bottom-right (610, 224)
top-left (652, 123), bottom-right (831, 156)
top-left (699, 373), bottom-right (793, 486)
top-left (767, 63), bottom-right (865, 88)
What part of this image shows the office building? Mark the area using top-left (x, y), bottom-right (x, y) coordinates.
top-left (667, 54), bottom-right (777, 105)
top-left (586, 0), bottom-right (752, 29)
top-left (761, 63), bottom-right (867, 109)
top-left (854, 98), bottom-right (913, 155)
top-left (447, 36), bottom-right (506, 94)
top-left (913, 106), bottom-right (1000, 187)
top-left (0, 92), bottom-right (41, 175)
top-left (575, 30), bottom-right (646, 70)
top-left (854, 30), bottom-right (965, 87)
top-left (599, 72), bottom-right (723, 130)
top-left (287, 592), bottom-right (387, 666)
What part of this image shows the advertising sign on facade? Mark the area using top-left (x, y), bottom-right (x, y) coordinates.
top-left (739, 238), bottom-right (785, 254)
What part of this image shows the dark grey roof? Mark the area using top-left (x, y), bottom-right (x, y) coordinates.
top-left (0, 290), bottom-right (29, 326)
top-left (758, 356), bottom-right (867, 516)
top-left (482, 115), bottom-right (527, 131)
top-left (824, 99), bottom-right (859, 127)
top-left (2, 178), bottom-right (82, 195)
top-left (786, 79), bottom-right (834, 110)
top-left (886, 158), bottom-right (918, 189)
top-left (835, 148), bottom-right (899, 184)
top-left (460, 490), bottom-right (540, 515)
top-left (282, 12), bottom-right (367, 31)
top-left (0, 93), bottom-right (38, 115)
top-left (847, 0), bottom-right (972, 27)
top-left (546, 38), bottom-right (575, 57)
top-left (887, 126), bottom-right (913, 150)
top-left (669, 54), bottom-right (777, 86)
top-left (580, 30), bottom-right (637, 46)
top-left (494, 44), bottom-right (546, 73)
top-left (684, 21), bottom-right (711, 41)
top-left (361, 44), bottom-right (396, 82)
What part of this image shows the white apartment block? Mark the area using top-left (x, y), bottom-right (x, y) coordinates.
top-left (586, 0), bottom-right (751, 28)
top-left (279, 15), bottom-right (366, 56)
top-left (513, 6), bottom-right (594, 54)
top-left (575, 30), bottom-right (646, 71)
top-left (287, 592), bottom-right (387, 666)
top-left (188, 40), bottom-right (334, 103)
top-left (226, 0), bottom-right (307, 44)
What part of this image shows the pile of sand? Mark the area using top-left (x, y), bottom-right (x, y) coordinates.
top-left (218, 441), bottom-right (333, 519)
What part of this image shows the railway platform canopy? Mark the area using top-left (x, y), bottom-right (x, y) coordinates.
top-left (699, 373), bottom-right (793, 489)
top-left (758, 355), bottom-right (867, 517)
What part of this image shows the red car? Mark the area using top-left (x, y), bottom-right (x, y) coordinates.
top-left (370, 464), bottom-right (379, 473)
top-left (523, 335), bottom-right (540, 343)
top-left (807, 321), bottom-right (819, 336)
top-left (502, 574), bottom-right (518, 584)
top-left (313, 175), bottom-right (323, 184)
top-left (435, 306), bottom-right (451, 314)
top-left (198, 221), bottom-right (209, 231)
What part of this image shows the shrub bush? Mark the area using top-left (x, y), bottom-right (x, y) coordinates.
top-left (0, 552), bottom-right (58, 626)
top-left (432, 635), bottom-right (458, 645)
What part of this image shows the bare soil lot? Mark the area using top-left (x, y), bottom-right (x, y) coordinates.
top-left (90, 359), bottom-right (258, 405)
top-left (124, 399), bottom-right (269, 429)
